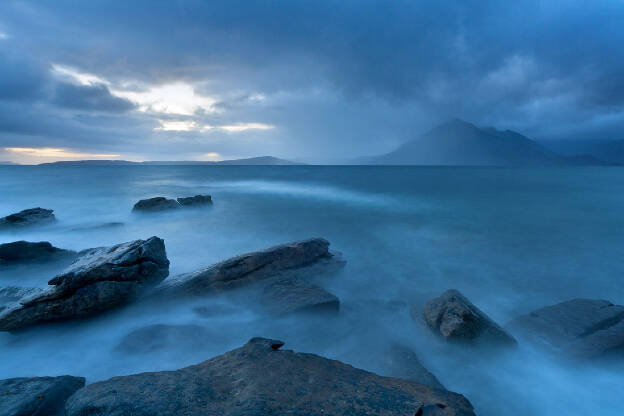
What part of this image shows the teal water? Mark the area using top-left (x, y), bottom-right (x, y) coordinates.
top-left (1, 165), bottom-right (623, 415)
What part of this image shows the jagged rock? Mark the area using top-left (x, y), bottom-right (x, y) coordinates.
top-left (0, 287), bottom-right (43, 314)
top-left (177, 194), bottom-right (212, 206)
top-left (0, 237), bottom-right (169, 331)
top-left (153, 238), bottom-right (345, 298)
top-left (65, 337), bottom-right (476, 416)
top-left (0, 208), bottom-right (55, 228)
top-left (0, 241), bottom-right (76, 265)
top-left (115, 324), bottom-right (214, 354)
top-left (506, 298), bottom-right (624, 359)
top-left (0, 375), bottom-right (85, 416)
top-left (258, 276), bottom-right (339, 315)
top-left (132, 197), bottom-right (180, 212)
top-left (419, 289), bottom-right (516, 346)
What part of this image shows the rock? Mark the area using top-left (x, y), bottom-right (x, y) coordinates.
top-left (258, 276), bottom-right (339, 315)
top-left (0, 241), bottom-right (76, 265)
top-left (177, 194), bottom-right (212, 206)
top-left (65, 337), bottom-right (476, 416)
top-left (506, 298), bottom-right (624, 359)
top-left (115, 324), bottom-right (214, 354)
top-left (0, 237), bottom-right (169, 331)
top-left (132, 197), bottom-right (180, 212)
top-left (153, 238), bottom-right (345, 298)
top-left (0, 287), bottom-right (43, 314)
top-left (0, 375), bottom-right (85, 416)
top-left (0, 208), bottom-right (55, 228)
top-left (419, 289), bottom-right (517, 346)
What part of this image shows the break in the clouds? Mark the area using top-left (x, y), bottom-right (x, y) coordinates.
top-left (1, 0), bottom-right (624, 163)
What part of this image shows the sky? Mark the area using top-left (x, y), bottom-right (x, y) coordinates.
top-left (0, 0), bottom-right (623, 164)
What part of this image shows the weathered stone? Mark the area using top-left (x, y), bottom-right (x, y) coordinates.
top-left (506, 298), bottom-right (624, 359)
top-left (419, 289), bottom-right (516, 346)
top-left (0, 241), bottom-right (75, 265)
top-left (258, 276), bottom-right (339, 315)
top-left (0, 208), bottom-right (55, 228)
top-left (0, 375), bottom-right (85, 416)
top-left (0, 237), bottom-right (169, 331)
top-left (115, 324), bottom-right (214, 354)
top-left (0, 286), bottom-right (43, 314)
top-left (176, 194), bottom-right (212, 206)
top-left (132, 197), bottom-right (180, 212)
top-left (65, 337), bottom-right (476, 416)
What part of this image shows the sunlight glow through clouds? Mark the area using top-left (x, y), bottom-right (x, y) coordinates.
top-left (155, 120), bottom-right (275, 132)
top-left (4, 147), bottom-right (120, 163)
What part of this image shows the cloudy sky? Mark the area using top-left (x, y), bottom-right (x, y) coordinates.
top-left (0, 1), bottom-right (623, 163)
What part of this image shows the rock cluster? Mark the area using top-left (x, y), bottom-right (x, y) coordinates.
top-left (132, 195), bottom-right (212, 212)
top-left (0, 208), bottom-right (55, 228)
top-left (0, 375), bottom-right (85, 416)
top-left (0, 241), bottom-right (75, 265)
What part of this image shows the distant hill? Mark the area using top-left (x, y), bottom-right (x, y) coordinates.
top-left (367, 119), bottom-right (585, 166)
top-left (538, 139), bottom-right (624, 165)
top-left (0, 161), bottom-right (18, 165)
top-left (39, 156), bottom-right (302, 166)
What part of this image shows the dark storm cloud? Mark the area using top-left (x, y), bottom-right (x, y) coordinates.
top-left (1, 0), bottom-right (624, 161)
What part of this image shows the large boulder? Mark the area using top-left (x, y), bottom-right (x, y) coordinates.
top-left (177, 194), bottom-right (212, 206)
top-left (0, 241), bottom-right (75, 265)
top-left (0, 237), bottom-right (169, 331)
top-left (419, 289), bottom-right (517, 346)
top-left (0, 375), bottom-right (85, 416)
top-left (506, 298), bottom-right (624, 359)
top-left (132, 197), bottom-right (180, 212)
top-left (153, 238), bottom-right (345, 298)
top-left (65, 337), bottom-right (476, 416)
top-left (0, 208), bottom-right (55, 228)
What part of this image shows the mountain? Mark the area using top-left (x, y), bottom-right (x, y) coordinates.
top-left (0, 161), bottom-right (18, 165)
top-left (367, 119), bottom-right (574, 166)
top-left (39, 156), bottom-right (302, 166)
top-left (538, 139), bottom-right (624, 165)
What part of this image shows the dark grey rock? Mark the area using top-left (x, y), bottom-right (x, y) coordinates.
top-left (132, 197), bottom-right (180, 212)
top-left (0, 208), bottom-right (55, 228)
top-left (115, 324), bottom-right (214, 354)
top-left (506, 298), bottom-right (624, 359)
top-left (0, 287), bottom-right (43, 314)
top-left (176, 194), bottom-right (212, 206)
top-left (0, 241), bottom-right (75, 265)
top-left (0, 237), bottom-right (169, 331)
top-left (258, 276), bottom-right (339, 315)
top-left (0, 375), bottom-right (85, 416)
top-left (419, 289), bottom-right (517, 346)
top-left (65, 337), bottom-right (476, 416)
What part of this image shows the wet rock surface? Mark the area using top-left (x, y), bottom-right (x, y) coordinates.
top-left (0, 237), bottom-right (169, 331)
top-left (115, 324), bottom-right (214, 354)
top-left (176, 194), bottom-right (212, 206)
top-left (0, 286), bottom-right (43, 314)
top-left (65, 337), bottom-right (476, 416)
top-left (419, 289), bottom-right (516, 346)
top-left (506, 298), bottom-right (624, 359)
top-left (0, 375), bottom-right (85, 416)
top-left (132, 197), bottom-right (181, 212)
top-left (0, 241), bottom-right (75, 265)
top-left (0, 208), bottom-right (56, 228)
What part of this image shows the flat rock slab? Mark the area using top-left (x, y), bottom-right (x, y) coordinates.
top-left (0, 237), bottom-right (169, 331)
top-left (0, 208), bottom-right (55, 228)
top-left (133, 195), bottom-right (213, 212)
top-left (115, 324), bottom-right (214, 354)
top-left (65, 337), bottom-right (476, 416)
top-left (0, 241), bottom-right (75, 265)
top-left (419, 289), bottom-right (516, 346)
top-left (0, 375), bottom-right (85, 416)
top-left (506, 298), bottom-right (624, 359)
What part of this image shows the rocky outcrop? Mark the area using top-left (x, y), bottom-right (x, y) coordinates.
top-left (0, 208), bottom-right (55, 228)
top-left (115, 324), bottom-right (214, 354)
top-left (153, 238), bottom-right (345, 298)
top-left (65, 337), bottom-right (476, 416)
top-left (0, 237), bottom-right (169, 331)
top-left (0, 241), bottom-right (75, 265)
top-left (258, 276), bottom-right (339, 315)
top-left (177, 194), bottom-right (212, 206)
top-left (132, 197), bottom-right (180, 212)
top-left (506, 298), bottom-right (624, 359)
top-left (419, 289), bottom-right (517, 346)
top-left (0, 375), bottom-right (85, 416)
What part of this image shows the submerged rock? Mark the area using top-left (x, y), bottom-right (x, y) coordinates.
top-left (0, 241), bottom-right (75, 265)
top-left (0, 208), bottom-right (55, 228)
top-left (419, 289), bottom-right (516, 346)
top-left (65, 337), bottom-right (476, 416)
top-left (177, 194), bottom-right (212, 206)
top-left (0, 236), bottom-right (169, 331)
top-left (506, 298), bottom-right (624, 359)
top-left (259, 276), bottom-right (339, 315)
top-left (115, 324), bottom-right (214, 354)
top-left (132, 197), bottom-right (180, 212)
top-left (0, 375), bottom-right (85, 416)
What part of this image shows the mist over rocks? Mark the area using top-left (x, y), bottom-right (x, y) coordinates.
top-left (0, 208), bottom-right (56, 229)
top-left (65, 337), bottom-right (476, 416)
top-left (258, 276), bottom-right (340, 315)
top-left (0, 375), bottom-right (85, 416)
top-left (0, 241), bottom-right (76, 265)
top-left (0, 236), bottom-right (169, 331)
top-left (418, 289), bottom-right (517, 347)
top-left (115, 324), bottom-right (215, 355)
top-left (177, 194), bottom-right (213, 206)
top-left (506, 298), bottom-right (624, 360)
top-left (132, 194), bottom-right (213, 212)
top-left (0, 286), bottom-right (43, 314)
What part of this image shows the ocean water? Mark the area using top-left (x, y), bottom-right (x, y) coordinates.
top-left (1, 165), bottom-right (623, 415)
